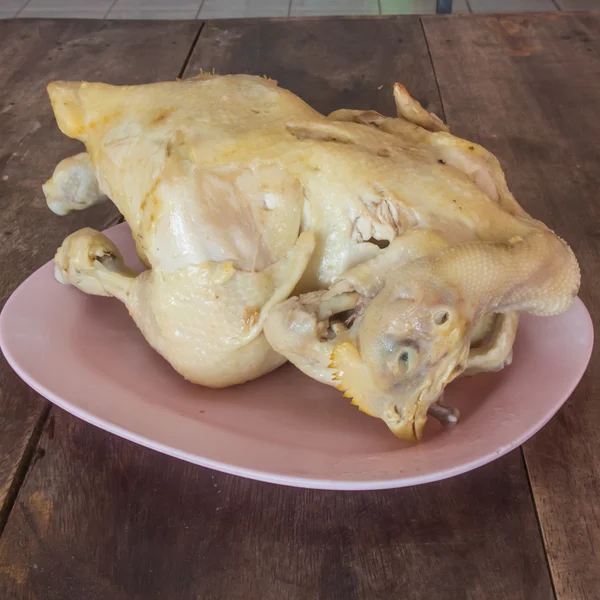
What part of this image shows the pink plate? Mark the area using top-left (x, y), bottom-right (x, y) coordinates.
top-left (0, 223), bottom-right (594, 490)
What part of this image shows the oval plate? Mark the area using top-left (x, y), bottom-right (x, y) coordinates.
top-left (0, 223), bottom-right (593, 490)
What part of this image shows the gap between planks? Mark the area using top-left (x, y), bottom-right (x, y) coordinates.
top-left (0, 403), bottom-right (51, 538)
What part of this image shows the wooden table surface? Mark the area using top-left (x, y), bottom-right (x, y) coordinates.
top-left (0, 12), bottom-right (599, 600)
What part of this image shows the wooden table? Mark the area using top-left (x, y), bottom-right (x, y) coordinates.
top-left (0, 12), bottom-right (598, 600)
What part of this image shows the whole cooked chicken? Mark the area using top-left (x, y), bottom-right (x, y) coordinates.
top-left (44, 74), bottom-right (580, 441)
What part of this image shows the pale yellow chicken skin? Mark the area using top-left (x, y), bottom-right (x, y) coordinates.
top-left (45, 74), bottom-right (580, 441)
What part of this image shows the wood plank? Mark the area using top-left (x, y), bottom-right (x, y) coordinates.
top-left (422, 12), bottom-right (600, 600)
top-left (0, 19), bottom-right (200, 525)
top-left (0, 17), bottom-right (554, 599)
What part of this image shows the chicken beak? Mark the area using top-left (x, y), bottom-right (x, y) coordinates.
top-left (387, 414), bottom-right (426, 441)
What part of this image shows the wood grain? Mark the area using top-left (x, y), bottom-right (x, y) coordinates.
top-left (0, 19), bottom-right (200, 525)
top-left (0, 17), bottom-right (554, 599)
top-left (422, 12), bottom-right (600, 600)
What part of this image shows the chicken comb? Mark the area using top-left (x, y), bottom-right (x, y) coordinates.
top-left (329, 343), bottom-right (373, 415)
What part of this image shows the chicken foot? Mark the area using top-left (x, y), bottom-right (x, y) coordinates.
top-left (263, 289), bottom-right (361, 385)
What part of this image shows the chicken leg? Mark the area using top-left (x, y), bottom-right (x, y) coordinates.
top-left (55, 228), bottom-right (316, 387)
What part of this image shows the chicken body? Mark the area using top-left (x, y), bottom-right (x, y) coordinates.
top-left (45, 74), bottom-right (579, 438)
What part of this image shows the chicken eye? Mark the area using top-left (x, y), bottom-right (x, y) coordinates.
top-left (397, 346), bottom-right (418, 371)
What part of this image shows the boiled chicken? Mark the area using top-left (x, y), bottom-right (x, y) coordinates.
top-left (44, 74), bottom-right (580, 441)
